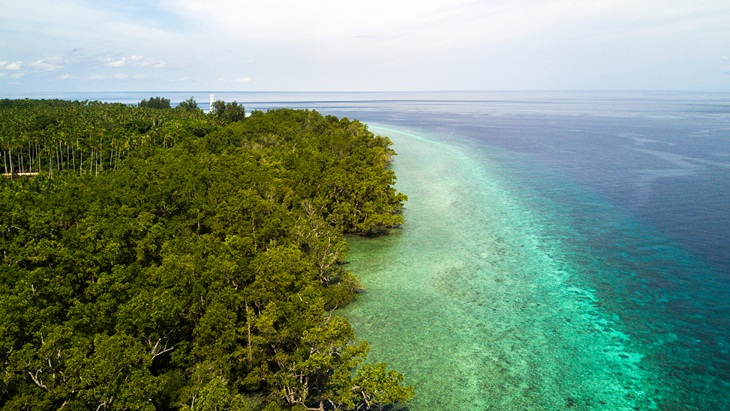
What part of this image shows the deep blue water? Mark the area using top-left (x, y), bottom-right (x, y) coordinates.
top-left (5, 90), bottom-right (729, 408)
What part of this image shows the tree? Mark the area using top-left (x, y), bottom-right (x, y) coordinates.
top-left (210, 100), bottom-right (246, 124)
top-left (140, 97), bottom-right (171, 109)
top-left (271, 317), bottom-right (413, 411)
top-left (352, 363), bottom-right (414, 410)
top-left (176, 97), bottom-right (200, 112)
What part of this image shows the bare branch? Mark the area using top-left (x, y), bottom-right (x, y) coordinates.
top-left (27, 370), bottom-right (50, 392)
top-left (150, 337), bottom-right (175, 360)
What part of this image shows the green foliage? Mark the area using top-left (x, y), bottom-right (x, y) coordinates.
top-left (210, 100), bottom-right (246, 125)
top-left (0, 98), bottom-right (210, 177)
top-left (176, 97), bottom-right (201, 113)
top-left (180, 375), bottom-right (264, 411)
top-left (140, 97), bottom-right (172, 109)
top-left (353, 363), bottom-right (415, 410)
top-left (0, 101), bottom-right (411, 410)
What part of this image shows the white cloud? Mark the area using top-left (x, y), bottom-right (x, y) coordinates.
top-left (104, 59), bottom-right (126, 68)
top-left (90, 73), bottom-right (130, 80)
top-left (31, 57), bottom-right (65, 71)
top-left (103, 55), bottom-right (166, 68)
top-left (0, 61), bottom-right (22, 71)
top-left (160, 0), bottom-right (730, 69)
top-left (215, 76), bottom-right (253, 84)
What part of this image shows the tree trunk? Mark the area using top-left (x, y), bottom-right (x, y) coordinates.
top-left (246, 302), bottom-right (253, 365)
top-left (99, 136), bottom-right (103, 174)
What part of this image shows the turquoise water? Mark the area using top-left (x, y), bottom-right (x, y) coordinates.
top-left (343, 126), bottom-right (658, 410)
top-left (343, 122), bottom-right (728, 410)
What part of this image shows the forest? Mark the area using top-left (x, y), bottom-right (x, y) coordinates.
top-left (0, 99), bottom-right (412, 410)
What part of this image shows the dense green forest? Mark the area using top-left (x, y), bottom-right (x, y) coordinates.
top-left (0, 99), bottom-right (412, 410)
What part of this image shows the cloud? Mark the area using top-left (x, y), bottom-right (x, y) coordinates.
top-left (31, 57), bottom-right (65, 71)
top-left (158, 0), bottom-right (729, 72)
top-left (103, 55), bottom-right (166, 68)
top-left (0, 72), bottom-right (24, 80)
top-left (104, 59), bottom-right (126, 68)
top-left (90, 73), bottom-right (130, 80)
top-left (216, 76), bottom-right (253, 84)
top-left (0, 61), bottom-right (22, 71)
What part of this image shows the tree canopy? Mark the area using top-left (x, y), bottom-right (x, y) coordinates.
top-left (0, 99), bottom-right (411, 410)
top-left (210, 100), bottom-right (246, 125)
top-left (140, 97), bottom-right (172, 109)
top-left (176, 98), bottom-right (201, 112)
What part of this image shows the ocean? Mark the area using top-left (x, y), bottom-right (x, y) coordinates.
top-left (5, 90), bottom-right (729, 410)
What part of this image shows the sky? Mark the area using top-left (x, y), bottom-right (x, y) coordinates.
top-left (1, 0), bottom-right (729, 93)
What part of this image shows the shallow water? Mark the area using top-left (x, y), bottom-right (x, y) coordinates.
top-left (344, 126), bottom-right (668, 410)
